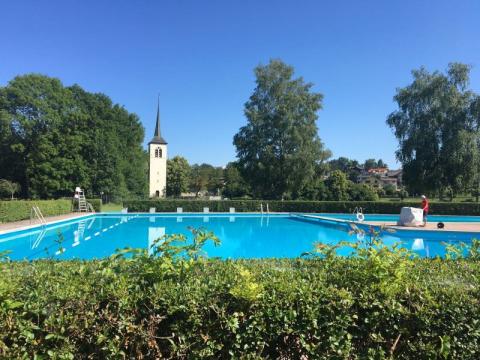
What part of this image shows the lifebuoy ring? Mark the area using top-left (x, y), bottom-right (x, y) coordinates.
top-left (356, 213), bottom-right (365, 222)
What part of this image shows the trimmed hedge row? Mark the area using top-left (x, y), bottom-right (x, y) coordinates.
top-left (1, 257), bottom-right (479, 358)
top-left (123, 199), bottom-right (480, 215)
top-left (86, 198), bottom-right (102, 212)
top-left (0, 199), bottom-right (102, 223)
top-left (0, 200), bottom-right (72, 223)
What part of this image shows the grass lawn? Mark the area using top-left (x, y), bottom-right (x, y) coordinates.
top-left (101, 202), bottom-right (123, 212)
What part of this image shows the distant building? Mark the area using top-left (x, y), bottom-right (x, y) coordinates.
top-left (148, 100), bottom-right (168, 198)
top-left (366, 167), bottom-right (389, 176)
top-left (386, 169), bottom-right (403, 187)
top-left (358, 167), bottom-right (403, 190)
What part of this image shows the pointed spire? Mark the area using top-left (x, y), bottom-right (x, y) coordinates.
top-left (154, 96), bottom-right (161, 137)
top-left (149, 95), bottom-right (167, 145)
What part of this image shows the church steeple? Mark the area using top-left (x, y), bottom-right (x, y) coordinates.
top-left (148, 97), bottom-right (168, 198)
top-left (149, 97), bottom-right (167, 145)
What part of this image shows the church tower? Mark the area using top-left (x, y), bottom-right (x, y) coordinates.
top-left (148, 100), bottom-right (167, 197)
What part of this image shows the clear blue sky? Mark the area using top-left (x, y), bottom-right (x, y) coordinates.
top-left (1, 0), bottom-right (479, 168)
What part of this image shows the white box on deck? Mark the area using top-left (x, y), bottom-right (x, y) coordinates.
top-left (397, 207), bottom-right (424, 226)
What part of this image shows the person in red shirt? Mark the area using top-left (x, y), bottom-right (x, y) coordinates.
top-left (421, 195), bottom-right (429, 226)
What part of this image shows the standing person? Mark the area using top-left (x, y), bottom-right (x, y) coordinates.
top-left (421, 195), bottom-right (429, 227)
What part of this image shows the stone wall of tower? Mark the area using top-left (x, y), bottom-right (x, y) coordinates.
top-left (149, 143), bottom-right (167, 197)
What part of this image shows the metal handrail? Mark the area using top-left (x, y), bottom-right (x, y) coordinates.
top-left (353, 207), bottom-right (363, 215)
top-left (353, 207), bottom-right (365, 222)
top-left (30, 206), bottom-right (46, 226)
top-left (86, 202), bottom-right (96, 213)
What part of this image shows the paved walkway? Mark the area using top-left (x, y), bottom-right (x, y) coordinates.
top-left (297, 214), bottom-right (480, 233)
top-left (366, 221), bottom-right (480, 232)
top-left (0, 213), bottom-right (89, 234)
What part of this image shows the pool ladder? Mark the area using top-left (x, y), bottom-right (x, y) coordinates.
top-left (260, 203), bottom-right (270, 214)
top-left (353, 207), bottom-right (365, 222)
top-left (30, 206), bottom-right (47, 227)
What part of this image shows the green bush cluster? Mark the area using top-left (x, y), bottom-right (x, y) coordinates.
top-left (86, 198), bottom-right (102, 212)
top-left (0, 199), bottom-right (101, 223)
top-left (124, 199), bottom-right (480, 215)
top-left (0, 200), bottom-right (72, 223)
top-left (1, 234), bottom-right (479, 359)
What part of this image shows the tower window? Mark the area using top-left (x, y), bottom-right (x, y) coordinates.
top-left (155, 147), bottom-right (162, 158)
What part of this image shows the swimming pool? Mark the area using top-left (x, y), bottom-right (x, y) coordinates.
top-left (1, 213), bottom-right (478, 260)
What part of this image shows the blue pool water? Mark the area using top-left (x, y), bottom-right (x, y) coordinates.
top-left (0, 213), bottom-right (478, 260)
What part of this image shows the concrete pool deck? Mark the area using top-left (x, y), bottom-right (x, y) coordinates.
top-left (0, 213), bottom-right (90, 234)
top-left (293, 214), bottom-right (480, 233)
top-left (365, 221), bottom-right (480, 233)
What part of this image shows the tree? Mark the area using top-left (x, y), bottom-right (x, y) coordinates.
top-left (348, 183), bottom-right (378, 201)
top-left (363, 159), bottom-right (378, 170)
top-left (325, 170), bottom-right (350, 201)
top-left (0, 74), bottom-right (147, 199)
top-left (330, 157), bottom-right (355, 172)
top-left (362, 159), bottom-right (387, 170)
top-left (383, 183), bottom-right (397, 196)
top-left (223, 162), bottom-right (250, 198)
top-left (166, 156), bottom-right (190, 197)
top-left (233, 59), bottom-right (330, 199)
top-left (207, 167), bottom-right (224, 195)
top-left (399, 188), bottom-right (409, 201)
top-left (387, 63), bottom-right (479, 198)
top-left (469, 96), bottom-right (480, 202)
top-left (189, 163), bottom-right (222, 197)
top-left (298, 178), bottom-right (329, 200)
top-left (0, 179), bottom-right (21, 199)
top-left (329, 157), bottom-right (361, 182)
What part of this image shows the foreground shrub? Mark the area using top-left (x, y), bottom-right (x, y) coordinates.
top-left (124, 199), bottom-right (480, 215)
top-left (1, 230), bottom-right (480, 358)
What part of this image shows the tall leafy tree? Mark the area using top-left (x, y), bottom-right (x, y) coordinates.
top-left (377, 159), bottom-right (386, 168)
top-left (189, 164), bottom-right (211, 197)
top-left (223, 162), bottom-right (250, 198)
top-left (469, 96), bottom-right (480, 201)
top-left (329, 157), bottom-right (361, 182)
top-left (189, 163), bottom-right (224, 196)
top-left (363, 159), bottom-right (387, 170)
top-left (348, 183), bottom-right (378, 201)
top-left (0, 179), bottom-right (21, 199)
top-left (0, 74), bottom-right (147, 199)
top-left (233, 59), bottom-right (329, 199)
top-left (329, 157), bottom-right (356, 173)
top-left (325, 170), bottom-right (350, 201)
top-left (387, 63), bottom-right (479, 198)
top-left (166, 156), bottom-right (191, 197)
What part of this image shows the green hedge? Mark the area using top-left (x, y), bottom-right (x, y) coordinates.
top-left (1, 257), bottom-right (479, 358)
top-left (86, 198), bottom-right (102, 212)
top-left (0, 199), bottom-right (101, 223)
top-left (123, 199), bottom-right (480, 215)
top-left (0, 200), bottom-right (72, 223)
